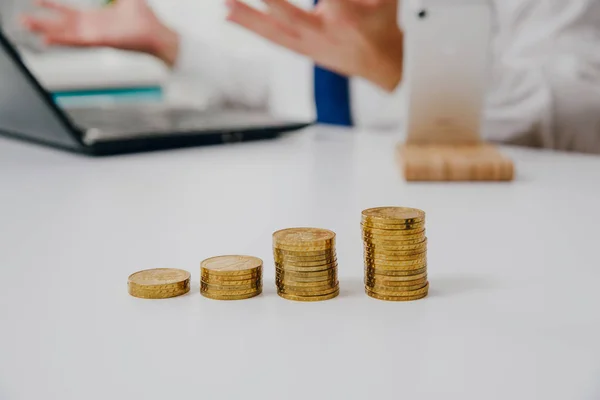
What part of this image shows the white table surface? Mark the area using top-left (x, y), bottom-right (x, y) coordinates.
top-left (1, 126), bottom-right (599, 400)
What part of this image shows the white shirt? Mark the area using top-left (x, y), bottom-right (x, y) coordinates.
top-left (164, 0), bottom-right (600, 153)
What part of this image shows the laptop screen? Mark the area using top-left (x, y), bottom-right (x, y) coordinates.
top-left (0, 29), bottom-right (82, 150)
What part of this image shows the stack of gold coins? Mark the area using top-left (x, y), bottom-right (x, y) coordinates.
top-left (362, 207), bottom-right (429, 301)
top-left (273, 228), bottom-right (339, 301)
top-left (200, 255), bottom-right (263, 300)
top-left (128, 268), bottom-right (191, 299)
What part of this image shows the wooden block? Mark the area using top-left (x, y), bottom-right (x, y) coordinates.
top-left (397, 143), bottom-right (515, 182)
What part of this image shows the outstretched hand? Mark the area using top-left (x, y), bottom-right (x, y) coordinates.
top-left (226, 0), bottom-right (404, 91)
top-left (21, 0), bottom-right (179, 66)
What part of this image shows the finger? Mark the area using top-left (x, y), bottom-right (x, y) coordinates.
top-left (36, 0), bottom-right (76, 15)
top-left (226, 0), bottom-right (307, 54)
top-left (262, 0), bottom-right (321, 30)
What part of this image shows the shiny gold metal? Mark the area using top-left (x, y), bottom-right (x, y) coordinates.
top-left (361, 207), bottom-right (425, 223)
top-left (365, 272), bottom-right (428, 283)
top-left (274, 257), bottom-right (338, 267)
top-left (127, 268), bottom-right (191, 299)
top-left (273, 228), bottom-right (336, 249)
top-left (363, 236), bottom-right (428, 246)
top-left (275, 268), bottom-right (337, 279)
top-left (366, 281), bottom-right (428, 293)
top-left (273, 248), bottom-right (335, 257)
top-left (364, 257), bottom-right (427, 269)
top-left (275, 261), bottom-right (338, 273)
top-left (367, 282), bottom-right (429, 297)
top-left (361, 221), bottom-right (426, 230)
top-left (277, 289), bottom-right (340, 302)
top-left (201, 255), bottom-right (262, 276)
top-left (363, 240), bottom-right (428, 252)
top-left (201, 289), bottom-right (262, 301)
top-left (365, 289), bottom-right (428, 302)
top-left (365, 266), bottom-right (427, 276)
top-left (201, 274), bottom-right (261, 285)
top-left (200, 281), bottom-right (261, 291)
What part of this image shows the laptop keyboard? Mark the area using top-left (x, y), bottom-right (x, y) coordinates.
top-left (67, 106), bottom-right (227, 133)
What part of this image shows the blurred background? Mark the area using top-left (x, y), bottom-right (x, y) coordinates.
top-left (0, 0), bottom-right (406, 125)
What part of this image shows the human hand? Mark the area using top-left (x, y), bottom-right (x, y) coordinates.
top-left (21, 0), bottom-right (180, 66)
top-left (226, 0), bottom-right (404, 91)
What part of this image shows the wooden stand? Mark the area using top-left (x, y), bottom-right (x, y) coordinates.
top-left (397, 143), bottom-right (515, 182)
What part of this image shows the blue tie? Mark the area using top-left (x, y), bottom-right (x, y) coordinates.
top-left (313, 2), bottom-right (352, 126)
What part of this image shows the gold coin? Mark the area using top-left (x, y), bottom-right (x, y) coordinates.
top-left (363, 252), bottom-right (427, 262)
top-left (273, 252), bottom-right (337, 263)
top-left (363, 240), bottom-right (428, 252)
top-left (366, 275), bottom-right (427, 286)
top-left (273, 227), bottom-right (335, 249)
top-left (365, 253), bottom-right (426, 264)
top-left (362, 235), bottom-right (426, 245)
top-left (365, 288), bottom-right (428, 302)
top-left (274, 244), bottom-right (334, 252)
top-left (201, 255), bottom-right (262, 276)
top-left (363, 236), bottom-right (427, 246)
top-left (367, 282), bottom-right (429, 296)
top-left (365, 254), bottom-right (426, 265)
top-left (200, 284), bottom-right (262, 296)
top-left (365, 266), bottom-right (427, 276)
top-left (273, 248), bottom-right (335, 257)
top-left (128, 280), bottom-right (189, 292)
top-left (360, 221), bottom-right (426, 230)
top-left (365, 271), bottom-right (427, 282)
top-left (201, 280), bottom-right (261, 291)
top-left (278, 284), bottom-right (339, 296)
top-left (274, 257), bottom-right (338, 267)
top-left (278, 289), bottom-right (339, 302)
top-left (128, 286), bottom-right (190, 299)
top-left (201, 288), bottom-right (262, 301)
top-left (275, 261), bottom-right (338, 273)
top-left (362, 227), bottom-right (426, 237)
top-left (276, 279), bottom-right (337, 289)
top-left (127, 268), bottom-right (191, 299)
top-left (201, 272), bottom-right (260, 283)
top-left (366, 281), bottom-right (428, 293)
top-left (363, 247), bottom-right (426, 257)
top-left (362, 207), bottom-right (425, 223)
top-left (275, 268), bottom-right (337, 279)
top-left (364, 262), bottom-right (427, 272)
top-left (276, 278), bottom-right (338, 289)
top-left (275, 271), bottom-right (337, 284)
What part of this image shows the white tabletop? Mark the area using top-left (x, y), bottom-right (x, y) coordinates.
top-left (1, 127), bottom-right (599, 400)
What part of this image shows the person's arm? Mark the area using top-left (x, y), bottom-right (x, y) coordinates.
top-left (21, 0), bottom-right (179, 66)
top-left (225, 0), bottom-right (404, 92)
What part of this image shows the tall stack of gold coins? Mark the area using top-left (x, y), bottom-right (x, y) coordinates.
top-left (273, 228), bottom-right (339, 302)
top-left (362, 207), bottom-right (429, 301)
top-left (128, 268), bottom-right (191, 299)
top-left (200, 255), bottom-right (263, 300)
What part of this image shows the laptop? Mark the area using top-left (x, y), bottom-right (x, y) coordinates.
top-left (0, 29), bottom-right (310, 155)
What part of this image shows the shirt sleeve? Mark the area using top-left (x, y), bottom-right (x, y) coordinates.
top-left (163, 32), bottom-right (271, 112)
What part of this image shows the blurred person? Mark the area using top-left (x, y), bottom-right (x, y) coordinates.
top-left (20, 0), bottom-right (403, 129)
top-left (227, 0), bottom-right (600, 154)
top-left (21, 0), bottom-right (600, 153)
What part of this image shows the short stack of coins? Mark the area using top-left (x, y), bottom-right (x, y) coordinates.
top-left (362, 207), bottom-right (429, 301)
top-left (200, 255), bottom-right (263, 300)
top-left (127, 268), bottom-right (191, 299)
top-left (273, 228), bottom-right (339, 302)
